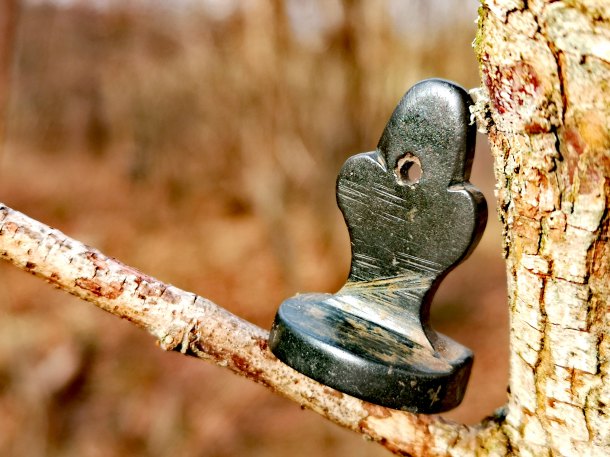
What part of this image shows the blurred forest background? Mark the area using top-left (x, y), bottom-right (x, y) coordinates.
top-left (0, 1), bottom-right (509, 456)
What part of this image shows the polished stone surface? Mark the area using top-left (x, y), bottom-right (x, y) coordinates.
top-left (269, 79), bottom-right (487, 413)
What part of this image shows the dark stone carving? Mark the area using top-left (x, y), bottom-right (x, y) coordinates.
top-left (269, 79), bottom-right (487, 413)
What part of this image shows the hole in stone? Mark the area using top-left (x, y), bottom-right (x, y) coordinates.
top-left (395, 153), bottom-right (422, 185)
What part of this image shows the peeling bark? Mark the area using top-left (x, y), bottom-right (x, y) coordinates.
top-left (473, 1), bottom-right (610, 455)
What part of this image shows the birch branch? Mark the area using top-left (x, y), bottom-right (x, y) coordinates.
top-left (0, 203), bottom-right (506, 456)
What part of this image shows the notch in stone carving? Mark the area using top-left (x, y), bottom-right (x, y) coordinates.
top-left (269, 79), bottom-right (487, 413)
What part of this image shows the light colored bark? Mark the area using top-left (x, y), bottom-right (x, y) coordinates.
top-left (473, 0), bottom-right (610, 455)
top-left (0, 203), bottom-right (504, 457)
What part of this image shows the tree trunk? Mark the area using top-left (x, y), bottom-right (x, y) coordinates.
top-left (473, 1), bottom-right (610, 455)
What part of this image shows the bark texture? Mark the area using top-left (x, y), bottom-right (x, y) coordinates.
top-left (0, 204), bottom-right (504, 457)
top-left (473, 1), bottom-right (610, 455)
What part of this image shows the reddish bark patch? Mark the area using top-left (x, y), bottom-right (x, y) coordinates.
top-left (591, 214), bottom-right (610, 280)
top-left (231, 354), bottom-right (250, 372)
top-left (564, 127), bottom-right (586, 156)
top-left (562, 127), bottom-right (585, 184)
top-left (512, 215), bottom-right (542, 255)
top-left (2, 221), bottom-right (18, 234)
top-left (580, 164), bottom-right (605, 195)
top-left (85, 251), bottom-right (108, 271)
top-left (75, 277), bottom-right (123, 299)
top-left (483, 60), bottom-right (541, 117)
top-left (362, 402), bottom-right (392, 419)
top-left (525, 122), bottom-right (548, 134)
top-left (255, 337), bottom-right (268, 352)
top-left (47, 272), bottom-right (63, 289)
top-left (231, 354), bottom-right (264, 380)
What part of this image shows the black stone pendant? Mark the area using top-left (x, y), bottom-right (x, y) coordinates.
top-left (269, 79), bottom-right (487, 413)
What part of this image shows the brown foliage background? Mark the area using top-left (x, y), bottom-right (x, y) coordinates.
top-left (0, 1), bottom-right (508, 456)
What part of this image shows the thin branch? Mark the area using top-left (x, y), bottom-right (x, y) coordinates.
top-left (0, 203), bottom-right (504, 456)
